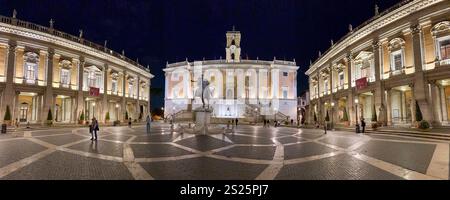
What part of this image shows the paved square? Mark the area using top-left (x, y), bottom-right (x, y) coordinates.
top-left (67, 140), bottom-right (123, 157)
top-left (2, 151), bottom-right (133, 180)
top-left (0, 139), bottom-right (47, 168)
top-left (37, 134), bottom-right (86, 146)
top-left (276, 136), bottom-right (307, 144)
top-left (131, 144), bottom-right (193, 158)
top-left (319, 136), bottom-right (361, 148)
top-left (0, 124), bottom-right (447, 180)
top-left (139, 157), bottom-right (267, 180)
top-left (356, 140), bottom-right (436, 174)
top-left (215, 146), bottom-right (276, 160)
top-left (226, 134), bottom-right (274, 145)
top-left (133, 134), bottom-right (179, 143)
top-left (284, 142), bottom-right (337, 160)
top-left (275, 154), bottom-right (404, 180)
top-left (175, 135), bottom-right (232, 152)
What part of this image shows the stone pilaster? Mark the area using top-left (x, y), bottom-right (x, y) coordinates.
top-left (136, 76), bottom-right (140, 120)
top-left (411, 24), bottom-right (433, 122)
top-left (122, 71), bottom-right (127, 121)
top-left (386, 88), bottom-right (392, 126)
top-left (1, 43), bottom-right (17, 122)
top-left (102, 64), bottom-right (109, 123)
top-left (41, 49), bottom-right (54, 124)
top-left (76, 57), bottom-right (85, 123)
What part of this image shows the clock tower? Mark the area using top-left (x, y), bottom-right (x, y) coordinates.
top-left (225, 27), bottom-right (241, 62)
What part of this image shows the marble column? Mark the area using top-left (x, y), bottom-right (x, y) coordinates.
top-left (410, 84), bottom-right (416, 123)
top-left (430, 81), bottom-right (442, 125)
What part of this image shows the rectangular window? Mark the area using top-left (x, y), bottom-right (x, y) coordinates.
top-left (25, 63), bottom-right (36, 84)
top-left (282, 87), bottom-right (288, 99)
top-left (283, 72), bottom-right (288, 77)
top-left (391, 50), bottom-right (403, 71)
top-left (440, 39), bottom-right (450, 60)
top-left (129, 83), bottom-right (134, 97)
top-left (339, 72), bottom-right (344, 88)
top-left (324, 79), bottom-right (328, 95)
top-left (111, 79), bottom-right (118, 94)
top-left (60, 69), bottom-right (70, 87)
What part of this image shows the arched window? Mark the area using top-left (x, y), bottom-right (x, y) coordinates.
top-left (432, 21), bottom-right (450, 62)
top-left (231, 40), bottom-right (236, 46)
top-left (231, 53), bottom-right (235, 60)
top-left (23, 52), bottom-right (39, 84)
top-left (388, 38), bottom-right (406, 73)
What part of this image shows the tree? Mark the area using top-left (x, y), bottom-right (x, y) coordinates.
top-left (47, 109), bottom-right (53, 121)
top-left (342, 107), bottom-right (349, 122)
top-left (79, 111), bottom-right (85, 121)
top-left (325, 110), bottom-right (330, 122)
top-left (372, 105), bottom-right (377, 122)
top-left (416, 101), bottom-right (423, 122)
top-left (125, 111), bottom-right (129, 120)
top-left (4, 105), bottom-right (11, 121)
top-left (313, 112), bottom-right (317, 122)
top-left (105, 112), bottom-right (110, 121)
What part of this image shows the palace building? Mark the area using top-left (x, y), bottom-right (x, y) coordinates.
top-left (0, 12), bottom-right (153, 124)
top-left (306, 0), bottom-right (450, 127)
top-left (164, 29), bottom-right (299, 123)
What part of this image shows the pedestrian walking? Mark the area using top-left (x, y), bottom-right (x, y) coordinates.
top-left (361, 118), bottom-right (366, 133)
top-left (91, 117), bottom-right (99, 141)
top-left (235, 118), bottom-right (239, 127)
top-left (146, 115), bottom-right (151, 134)
top-left (263, 120), bottom-right (267, 127)
top-left (128, 117), bottom-right (132, 128)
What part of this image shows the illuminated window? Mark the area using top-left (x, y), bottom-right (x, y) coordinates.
top-left (390, 50), bottom-right (403, 71)
top-left (111, 79), bottom-right (118, 94)
top-left (60, 69), bottom-right (70, 87)
top-left (439, 38), bottom-right (450, 60)
top-left (339, 72), bottom-right (344, 88)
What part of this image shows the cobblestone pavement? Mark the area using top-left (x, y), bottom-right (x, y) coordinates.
top-left (0, 124), bottom-right (448, 180)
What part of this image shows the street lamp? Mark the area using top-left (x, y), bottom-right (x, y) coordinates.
top-left (92, 102), bottom-right (96, 119)
top-left (354, 98), bottom-right (360, 133)
top-left (115, 104), bottom-right (119, 121)
top-left (331, 102), bottom-right (335, 131)
top-left (254, 108), bottom-right (258, 124)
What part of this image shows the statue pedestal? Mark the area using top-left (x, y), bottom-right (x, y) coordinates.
top-left (195, 108), bottom-right (212, 135)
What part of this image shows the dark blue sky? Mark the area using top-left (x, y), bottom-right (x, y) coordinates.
top-left (0, 0), bottom-right (401, 109)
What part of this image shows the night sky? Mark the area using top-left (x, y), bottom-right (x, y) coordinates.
top-left (0, 0), bottom-right (401, 109)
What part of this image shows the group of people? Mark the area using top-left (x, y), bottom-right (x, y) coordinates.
top-left (88, 115), bottom-right (153, 140)
top-left (263, 120), bottom-right (281, 128)
top-left (319, 118), bottom-right (367, 135)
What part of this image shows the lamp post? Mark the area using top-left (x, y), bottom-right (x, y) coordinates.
top-left (254, 108), bottom-right (258, 124)
top-left (92, 102), bottom-right (96, 119)
top-left (355, 98), bottom-right (360, 133)
top-left (331, 102), bottom-right (335, 131)
top-left (161, 107), bottom-right (165, 121)
top-left (115, 104), bottom-right (119, 121)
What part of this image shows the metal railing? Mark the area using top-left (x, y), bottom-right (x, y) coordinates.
top-left (0, 15), bottom-right (150, 73)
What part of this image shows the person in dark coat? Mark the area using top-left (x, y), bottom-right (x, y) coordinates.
top-left (361, 118), bottom-right (366, 133)
top-left (91, 117), bottom-right (99, 141)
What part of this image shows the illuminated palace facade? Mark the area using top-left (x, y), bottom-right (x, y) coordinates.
top-left (0, 13), bottom-right (153, 124)
top-left (164, 30), bottom-right (299, 122)
top-left (306, 0), bottom-right (450, 127)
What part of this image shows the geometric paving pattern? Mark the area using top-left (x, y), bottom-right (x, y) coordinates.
top-left (0, 123), bottom-right (448, 180)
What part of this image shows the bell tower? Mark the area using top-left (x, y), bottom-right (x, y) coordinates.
top-left (225, 26), bottom-right (241, 62)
